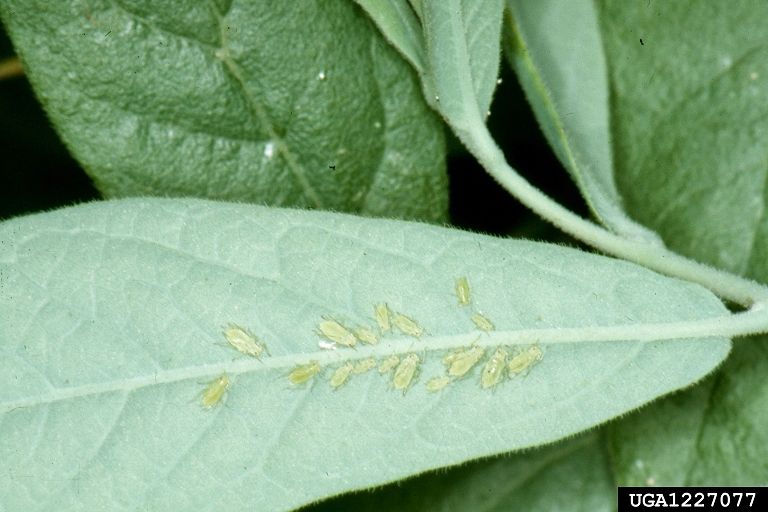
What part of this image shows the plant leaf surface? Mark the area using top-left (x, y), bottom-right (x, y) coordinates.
top-left (600, 0), bottom-right (768, 485)
top-left (504, 0), bottom-right (660, 243)
top-left (0, 198), bottom-right (730, 510)
top-left (0, 0), bottom-right (447, 221)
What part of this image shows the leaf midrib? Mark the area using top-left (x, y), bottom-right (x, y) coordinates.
top-left (107, 0), bottom-right (324, 207)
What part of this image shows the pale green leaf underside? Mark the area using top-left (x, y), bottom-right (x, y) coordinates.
top-left (0, 0), bottom-right (447, 221)
top-left (0, 198), bottom-right (729, 511)
top-left (309, 433), bottom-right (613, 512)
top-left (421, 0), bottom-right (503, 131)
top-left (505, 0), bottom-right (661, 244)
top-left (352, 0), bottom-right (425, 73)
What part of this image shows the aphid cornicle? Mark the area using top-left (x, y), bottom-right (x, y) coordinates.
top-left (374, 303), bottom-right (391, 333)
top-left (392, 353), bottom-right (420, 393)
top-left (446, 345), bottom-right (485, 378)
top-left (317, 318), bottom-right (357, 348)
top-left (288, 361), bottom-right (321, 385)
top-left (223, 324), bottom-right (267, 359)
top-left (481, 347), bottom-right (508, 389)
top-left (378, 355), bottom-right (400, 374)
top-left (201, 373), bottom-right (230, 408)
top-left (471, 312), bottom-right (495, 332)
top-left (455, 276), bottom-right (471, 306)
top-left (508, 345), bottom-right (543, 375)
top-left (329, 362), bottom-right (354, 389)
top-left (425, 375), bottom-right (450, 392)
top-left (392, 312), bottom-right (424, 338)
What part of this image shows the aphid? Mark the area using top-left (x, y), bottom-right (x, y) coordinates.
top-left (329, 362), bottom-right (354, 389)
top-left (508, 345), bottom-right (543, 375)
top-left (352, 357), bottom-right (377, 374)
top-left (392, 312), bottom-right (424, 338)
top-left (317, 318), bottom-right (357, 347)
top-left (455, 276), bottom-right (471, 306)
top-left (378, 355), bottom-right (400, 374)
top-left (354, 326), bottom-right (379, 345)
top-left (425, 375), bottom-right (450, 392)
top-left (446, 346), bottom-right (485, 378)
top-left (288, 361), bottom-right (321, 385)
top-left (442, 348), bottom-right (465, 366)
top-left (471, 312), bottom-right (495, 332)
top-left (392, 353), bottom-right (420, 393)
top-left (201, 373), bottom-right (230, 408)
top-left (481, 347), bottom-right (508, 389)
top-left (223, 324), bottom-right (267, 359)
top-left (374, 303), bottom-right (391, 333)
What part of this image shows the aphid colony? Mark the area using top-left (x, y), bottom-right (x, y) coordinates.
top-left (203, 277), bottom-right (544, 406)
top-left (287, 277), bottom-right (544, 394)
top-left (315, 303), bottom-right (423, 350)
top-left (295, 303), bottom-right (426, 393)
top-left (198, 324), bottom-right (269, 408)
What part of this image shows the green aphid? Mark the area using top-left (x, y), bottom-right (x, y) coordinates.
top-left (392, 312), bottom-right (424, 338)
top-left (352, 357), bottom-right (378, 374)
top-left (288, 361), bottom-right (321, 385)
top-left (455, 276), bottom-right (471, 306)
top-left (446, 346), bottom-right (486, 378)
top-left (508, 345), bottom-right (543, 375)
top-left (201, 373), bottom-right (230, 409)
top-left (471, 312), bottom-right (495, 332)
top-left (481, 347), bottom-right (508, 389)
top-left (374, 303), bottom-right (391, 333)
top-left (223, 324), bottom-right (268, 359)
top-left (425, 375), bottom-right (451, 392)
top-left (329, 362), bottom-right (354, 389)
top-left (378, 355), bottom-right (400, 374)
top-left (392, 353), bottom-right (420, 393)
top-left (317, 318), bottom-right (357, 347)
top-left (354, 326), bottom-right (379, 345)
top-left (442, 348), bottom-right (465, 366)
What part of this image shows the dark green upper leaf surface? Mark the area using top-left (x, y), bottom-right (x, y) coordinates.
top-left (0, 0), bottom-right (447, 221)
top-left (601, 0), bottom-right (768, 276)
top-left (307, 433), bottom-right (613, 512)
top-left (600, 0), bottom-right (768, 485)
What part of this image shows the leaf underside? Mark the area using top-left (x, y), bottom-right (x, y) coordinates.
top-left (0, 198), bottom-right (730, 511)
top-left (505, 0), bottom-right (661, 243)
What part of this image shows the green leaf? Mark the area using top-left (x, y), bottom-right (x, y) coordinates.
top-left (504, 0), bottom-right (661, 244)
top-left (608, 379), bottom-right (718, 486)
top-left (0, 0), bottom-right (447, 221)
top-left (307, 433), bottom-right (613, 512)
top-left (421, 0), bottom-right (504, 137)
top-left (610, 344), bottom-right (768, 486)
top-left (600, 0), bottom-right (768, 485)
top-left (351, 0), bottom-right (425, 73)
top-left (599, 0), bottom-right (768, 275)
top-left (0, 198), bottom-right (730, 510)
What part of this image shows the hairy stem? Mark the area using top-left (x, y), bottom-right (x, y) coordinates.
top-left (460, 116), bottom-right (768, 309)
